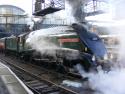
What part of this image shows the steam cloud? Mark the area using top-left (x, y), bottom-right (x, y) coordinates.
top-left (75, 64), bottom-right (125, 94)
top-left (66, 0), bottom-right (85, 22)
top-left (26, 29), bottom-right (59, 57)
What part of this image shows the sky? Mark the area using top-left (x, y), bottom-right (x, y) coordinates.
top-left (0, 0), bottom-right (33, 16)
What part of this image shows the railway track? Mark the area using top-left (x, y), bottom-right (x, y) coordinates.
top-left (0, 54), bottom-right (95, 94)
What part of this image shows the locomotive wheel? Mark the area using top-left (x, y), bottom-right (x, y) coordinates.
top-left (55, 61), bottom-right (68, 74)
top-left (80, 62), bottom-right (91, 72)
top-left (56, 65), bottom-right (65, 73)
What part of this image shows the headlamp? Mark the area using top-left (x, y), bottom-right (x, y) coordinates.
top-left (92, 55), bottom-right (96, 61)
top-left (104, 54), bottom-right (108, 60)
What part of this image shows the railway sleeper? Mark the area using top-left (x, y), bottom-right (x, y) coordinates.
top-left (40, 86), bottom-right (59, 94)
top-left (29, 82), bottom-right (47, 87)
top-left (26, 80), bottom-right (40, 84)
top-left (34, 85), bottom-right (49, 90)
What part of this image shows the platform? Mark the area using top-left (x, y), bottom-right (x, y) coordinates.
top-left (0, 62), bottom-right (33, 94)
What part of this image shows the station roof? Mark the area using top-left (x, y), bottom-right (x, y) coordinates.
top-left (0, 5), bottom-right (26, 16)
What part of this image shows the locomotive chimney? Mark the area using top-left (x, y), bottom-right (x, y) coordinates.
top-left (72, 23), bottom-right (88, 32)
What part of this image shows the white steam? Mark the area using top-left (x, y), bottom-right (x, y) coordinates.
top-left (62, 80), bottom-right (82, 88)
top-left (89, 69), bottom-right (125, 94)
top-left (26, 26), bottom-right (80, 60)
top-left (75, 64), bottom-right (125, 94)
top-left (26, 29), bottom-right (59, 56)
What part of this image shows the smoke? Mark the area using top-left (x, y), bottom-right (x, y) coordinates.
top-left (42, 0), bottom-right (85, 25)
top-left (66, 0), bottom-right (85, 22)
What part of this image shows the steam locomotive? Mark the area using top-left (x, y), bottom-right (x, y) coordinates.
top-left (0, 23), bottom-right (111, 72)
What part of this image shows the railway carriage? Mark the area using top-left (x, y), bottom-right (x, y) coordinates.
top-left (0, 38), bottom-right (5, 52)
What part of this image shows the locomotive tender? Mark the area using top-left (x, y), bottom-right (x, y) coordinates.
top-left (0, 23), bottom-right (110, 72)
